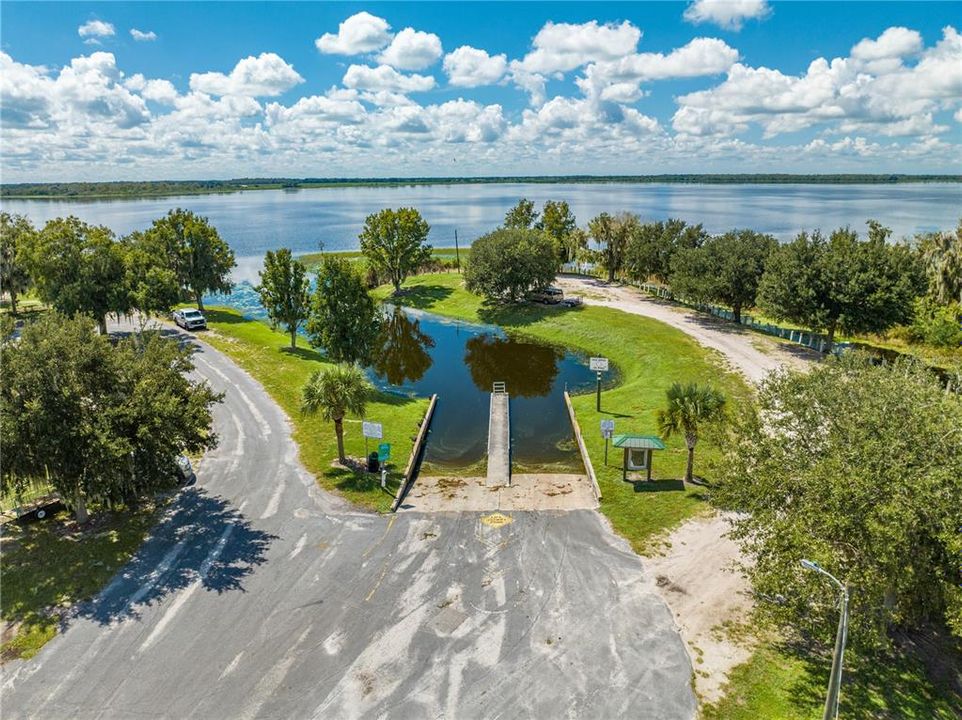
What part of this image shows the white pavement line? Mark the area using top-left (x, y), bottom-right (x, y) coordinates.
top-left (289, 534), bottom-right (308, 560)
top-left (261, 475), bottom-right (285, 519)
top-left (238, 626), bottom-right (313, 720)
top-left (219, 650), bottom-right (246, 680)
top-left (128, 539), bottom-right (188, 609)
top-left (139, 524), bottom-right (235, 652)
top-left (194, 355), bottom-right (272, 436)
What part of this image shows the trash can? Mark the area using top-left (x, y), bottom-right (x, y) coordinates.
top-left (367, 452), bottom-right (380, 473)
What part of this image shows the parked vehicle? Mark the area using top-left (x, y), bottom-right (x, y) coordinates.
top-left (173, 308), bottom-right (207, 330)
top-left (531, 286), bottom-right (582, 307)
top-left (175, 455), bottom-right (196, 485)
top-left (531, 286), bottom-right (565, 304)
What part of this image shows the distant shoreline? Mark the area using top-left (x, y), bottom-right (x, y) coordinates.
top-left (3, 174), bottom-right (960, 201)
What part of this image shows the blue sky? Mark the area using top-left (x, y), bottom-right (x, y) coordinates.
top-left (2, 1), bottom-right (961, 181)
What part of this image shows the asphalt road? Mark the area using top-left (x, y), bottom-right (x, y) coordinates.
top-left (2, 325), bottom-right (696, 719)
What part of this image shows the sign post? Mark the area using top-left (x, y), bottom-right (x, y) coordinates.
top-left (590, 357), bottom-right (609, 411)
top-left (601, 420), bottom-right (615, 466)
top-left (362, 421), bottom-right (383, 467)
top-left (600, 420), bottom-right (615, 465)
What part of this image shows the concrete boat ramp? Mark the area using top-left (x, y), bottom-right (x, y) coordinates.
top-left (398, 382), bottom-right (600, 512)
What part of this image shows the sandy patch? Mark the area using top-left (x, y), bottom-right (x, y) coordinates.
top-left (399, 473), bottom-right (598, 512)
top-left (644, 511), bottom-right (754, 706)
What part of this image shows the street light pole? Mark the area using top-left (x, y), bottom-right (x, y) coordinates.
top-left (801, 559), bottom-right (849, 720)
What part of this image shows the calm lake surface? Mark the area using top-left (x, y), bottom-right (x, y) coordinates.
top-left (371, 307), bottom-right (595, 470)
top-left (215, 281), bottom-right (595, 469)
top-left (5, 182), bottom-right (959, 283)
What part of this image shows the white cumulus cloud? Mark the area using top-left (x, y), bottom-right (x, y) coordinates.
top-left (78, 19), bottom-right (115, 39)
top-left (672, 26), bottom-right (962, 139)
top-left (518, 20), bottom-right (642, 74)
top-left (443, 46), bottom-right (508, 87)
top-left (851, 26), bottom-right (923, 61)
top-left (378, 28), bottom-right (442, 70)
top-left (130, 29), bottom-right (157, 42)
top-left (577, 37), bottom-right (739, 100)
top-left (683, 0), bottom-right (771, 31)
top-left (342, 64), bottom-right (435, 94)
top-left (316, 12), bottom-right (393, 55)
top-left (189, 53), bottom-right (304, 97)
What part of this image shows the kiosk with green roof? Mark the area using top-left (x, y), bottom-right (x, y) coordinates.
top-left (611, 434), bottom-right (666, 482)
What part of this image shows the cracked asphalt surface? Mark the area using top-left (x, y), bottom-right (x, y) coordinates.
top-left (2, 327), bottom-right (696, 719)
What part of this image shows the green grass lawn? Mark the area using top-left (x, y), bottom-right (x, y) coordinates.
top-left (704, 636), bottom-right (962, 720)
top-left (298, 246), bottom-right (469, 271)
top-left (0, 500), bottom-right (166, 661)
top-left (375, 272), bottom-right (751, 553)
top-left (198, 309), bottom-right (429, 512)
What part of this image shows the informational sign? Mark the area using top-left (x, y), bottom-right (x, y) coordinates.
top-left (362, 421), bottom-right (383, 439)
top-left (600, 419), bottom-right (615, 438)
top-left (590, 357), bottom-right (609, 372)
top-left (378, 443), bottom-right (391, 462)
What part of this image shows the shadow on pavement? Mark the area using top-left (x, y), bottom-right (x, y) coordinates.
top-left (70, 487), bottom-right (276, 628)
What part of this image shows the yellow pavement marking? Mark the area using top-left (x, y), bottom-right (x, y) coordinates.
top-left (480, 512), bottom-right (513, 528)
top-left (362, 514), bottom-right (396, 559)
top-left (365, 561), bottom-right (392, 603)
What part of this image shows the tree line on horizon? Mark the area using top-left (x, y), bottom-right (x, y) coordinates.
top-left (3, 173), bottom-right (961, 199)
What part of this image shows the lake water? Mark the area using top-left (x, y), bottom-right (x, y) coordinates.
top-left (4, 182), bottom-right (959, 283)
top-left (214, 280), bottom-right (595, 469)
top-left (370, 307), bottom-right (595, 471)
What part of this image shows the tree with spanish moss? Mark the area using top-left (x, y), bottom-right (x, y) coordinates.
top-left (22, 216), bottom-right (129, 334)
top-left (145, 208), bottom-right (236, 311)
top-left (1, 313), bottom-right (221, 522)
top-left (0, 212), bottom-right (35, 316)
top-left (710, 354), bottom-right (962, 649)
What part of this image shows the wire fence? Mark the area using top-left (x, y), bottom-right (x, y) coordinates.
top-left (634, 281), bottom-right (835, 353)
top-left (560, 260), bottom-right (835, 354)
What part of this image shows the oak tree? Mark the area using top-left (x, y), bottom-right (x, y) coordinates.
top-left (256, 248), bottom-right (311, 348)
top-left (758, 222), bottom-right (922, 349)
top-left (0, 212), bottom-right (35, 315)
top-left (464, 227), bottom-right (558, 303)
top-left (711, 354), bottom-right (962, 648)
top-left (307, 256), bottom-right (380, 364)
top-left (670, 230), bottom-right (777, 323)
top-left (359, 207), bottom-right (432, 294)
top-left (0, 314), bottom-right (220, 522)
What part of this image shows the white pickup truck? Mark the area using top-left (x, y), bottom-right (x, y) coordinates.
top-left (172, 308), bottom-right (208, 331)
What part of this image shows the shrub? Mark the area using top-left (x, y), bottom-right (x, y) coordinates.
top-left (908, 297), bottom-right (962, 347)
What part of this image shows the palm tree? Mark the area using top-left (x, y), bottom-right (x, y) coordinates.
top-left (301, 364), bottom-right (371, 464)
top-left (657, 382), bottom-right (726, 484)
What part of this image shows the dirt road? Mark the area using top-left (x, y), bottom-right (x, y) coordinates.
top-left (557, 275), bottom-right (817, 384)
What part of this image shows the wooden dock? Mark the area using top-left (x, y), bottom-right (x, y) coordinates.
top-left (486, 382), bottom-right (511, 487)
